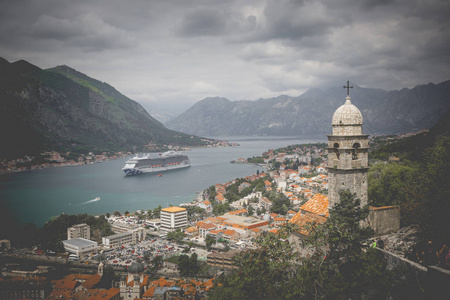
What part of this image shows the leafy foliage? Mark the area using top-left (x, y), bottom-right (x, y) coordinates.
top-left (205, 235), bottom-right (216, 251)
top-left (369, 131), bottom-right (450, 242)
top-left (209, 191), bottom-right (417, 299)
top-left (178, 253), bottom-right (200, 277)
top-left (167, 228), bottom-right (186, 244)
top-left (3, 213), bottom-right (113, 252)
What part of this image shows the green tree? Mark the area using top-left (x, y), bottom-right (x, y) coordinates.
top-left (205, 235), bottom-right (216, 251)
top-left (209, 191), bottom-right (414, 299)
top-left (422, 136), bottom-right (450, 241)
top-left (295, 190), bottom-right (399, 299)
top-left (209, 225), bottom-right (299, 299)
top-left (150, 255), bottom-right (163, 272)
top-left (368, 162), bottom-right (426, 226)
top-left (167, 228), bottom-right (186, 244)
top-left (212, 203), bottom-right (230, 216)
top-left (153, 205), bottom-right (162, 218)
top-left (247, 205), bottom-right (254, 216)
top-left (178, 253), bottom-right (200, 277)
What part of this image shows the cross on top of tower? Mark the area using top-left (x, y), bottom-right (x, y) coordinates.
top-left (343, 80), bottom-right (353, 96)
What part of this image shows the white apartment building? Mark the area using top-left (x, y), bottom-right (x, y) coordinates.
top-left (102, 228), bottom-right (144, 248)
top-left (160, 207), bottom-right (187, 232)
top-left (67, 223), bottom-right (90, 240)
top-left (62, 238), bottom-right (98, 257)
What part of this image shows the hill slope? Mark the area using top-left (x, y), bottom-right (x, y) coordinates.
top-left (0, 58), bottom-right (206, 159)
top-left (166, 82), bottom-right (450, 136)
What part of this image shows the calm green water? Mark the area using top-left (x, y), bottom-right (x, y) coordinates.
top-left (0, 136), bottom-right (324, 226)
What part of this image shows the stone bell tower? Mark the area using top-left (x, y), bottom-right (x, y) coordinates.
top-left (327, 81), bottom-right (369, 209)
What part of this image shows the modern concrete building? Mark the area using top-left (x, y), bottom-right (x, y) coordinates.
top-left (102, 228), bottom-right (144, 248)
top-left (62, 238), bottom-right (98, 257)
top-left (67, 223), bottom-right (91, 240)
top-left (216, 214), bottom-right (269, 237)
top-left (327, 82), bottom-right (369, 209)
top-left (207, 249), bottom-right (242, 269)
top-left (160, 207), bottom-right (187, 232)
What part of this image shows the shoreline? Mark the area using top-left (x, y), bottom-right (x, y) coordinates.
top-left (0, 140), bottom-right (240, 175)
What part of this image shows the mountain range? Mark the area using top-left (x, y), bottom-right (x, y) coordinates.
top-left (165, 82), bottom-right (450, 136)
top-left (0, 58), bottom-right (208, 160)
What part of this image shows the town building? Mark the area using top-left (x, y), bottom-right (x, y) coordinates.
top-left (327, 83), bottom-right (369, 209)
top-left (160, 206), bottom-right (188, 232)
top-left (207, 249), bottom-right (242, 269)
top-left (216, 214), bottom-right (269, 237)
top-left (67, 223), bottom-right (90, 240)
top-left (62, 238), bottom-right (98, 257)
top-left (119, 262), bottom-right (149, 299)
top-left (0, 276), bottom-right (49, 299)
top-left (102, 228), bottom-right (144, 248)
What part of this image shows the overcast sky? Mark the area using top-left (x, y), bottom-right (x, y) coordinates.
top-left (1, 0), bottom-right (450, 113)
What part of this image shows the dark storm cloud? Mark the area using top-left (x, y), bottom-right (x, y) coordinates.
top-left (260, 0), bottom-right (341, 40)
top-left (0, 0), bottom-right (449, 109)
top-left (177, 7), bottom-right (229, 37)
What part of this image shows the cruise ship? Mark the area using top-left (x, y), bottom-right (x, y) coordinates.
top-left (122, 151), bottom-right (191, 176)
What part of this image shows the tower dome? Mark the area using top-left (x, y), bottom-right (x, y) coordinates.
top-left (128, 261), bottom-right (145, 274)
top-left (331, 96), bottom-right (363, 135)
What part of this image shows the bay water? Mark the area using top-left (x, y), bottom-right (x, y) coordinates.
top-left (0, 136), bottom-right (324, 227)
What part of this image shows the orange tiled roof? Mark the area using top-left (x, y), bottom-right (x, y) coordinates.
top-left (369, 205), bottom-right (399, 210)
top-left (288, 211), bottom-right (327, 236)
top-left (81, 273), bottom-right (101, 289)
top-left (269, 228), bottom-right (279, 234)
top-left (151, 277), bottom-right (174, 287)
top-left (46, 289), bottom-right (73, 299)
top-left (203, 200), bottom-right (211, 205)
top-left (142, 286), bottom-right (156, 297)
top-left (273, 217), bottom-right (286, 222)
top-left (203, 216), bottom-right (221, 224)
top-left (300, 193), bottom-right (329, 217)
top-left (162, 206), bottom-right (186, 213)
top-left (222, 229), bottom-right (236, 236)
top-left (195, 221), bottom-right (208, 228)
top-left (52, 279), bottom-right (78, 290)
top-left (200, 223), bottom-right (216, 230)
top-left (185, 226), bottom-right (198, 233)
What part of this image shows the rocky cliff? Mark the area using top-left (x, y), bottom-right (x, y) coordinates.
top-left (166, 82), bottom-right (450, 136)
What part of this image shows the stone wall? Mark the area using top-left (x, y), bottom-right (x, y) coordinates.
top-left (366, 205), bottom-right (400, 236)
top-left (377, 248), bottom-right (450, 298)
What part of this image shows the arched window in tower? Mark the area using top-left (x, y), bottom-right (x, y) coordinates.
top-left (334, 143), bottom-right (340, 160)
top-left (352, 143), bottom-right (361, 160)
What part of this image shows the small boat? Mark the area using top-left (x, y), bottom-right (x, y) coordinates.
top-left (157, 174), bottom-right (163, 177)
top-left (94, 197), bottom-right (100, 201)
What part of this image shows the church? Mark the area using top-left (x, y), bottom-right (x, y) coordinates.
top-left (327, 81), bottom-right (369, 209)
top-left (290, 81), bottom-right (400, 236)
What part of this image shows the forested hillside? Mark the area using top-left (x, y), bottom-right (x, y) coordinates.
top-left (0, 58), bottom-right (210, 160)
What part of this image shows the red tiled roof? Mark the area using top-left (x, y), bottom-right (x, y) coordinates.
top-left (81, 273), bottom-right (101, 289)
top-left (300, 193), bottom-right (329, 217)
top-left (200, 223), bottom-right (216, 230)
top-left (288, 211), bottom-right (327, 236)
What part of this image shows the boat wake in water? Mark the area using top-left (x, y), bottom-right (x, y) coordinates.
top-left (79, 197), bottom-right (101, 205)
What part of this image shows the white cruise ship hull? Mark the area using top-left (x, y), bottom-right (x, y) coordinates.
top-left (122, 151), bottom-right (191, 176)
top-left (122, 162), bottom-right (190, 176)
